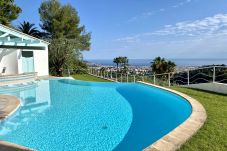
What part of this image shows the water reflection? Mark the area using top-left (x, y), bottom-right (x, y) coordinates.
top-left (0, 80), bottom-right (51, 136)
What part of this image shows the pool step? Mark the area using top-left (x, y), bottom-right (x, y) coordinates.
top-left (0, 72), bottom-right (37, 86)
top-left (20, 102), bottom-right (49, 111)
top-left (0, 82), bottom-right (37, 94)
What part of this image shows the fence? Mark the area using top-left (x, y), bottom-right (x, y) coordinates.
top-left (85, 66), bottom-right (227, 87)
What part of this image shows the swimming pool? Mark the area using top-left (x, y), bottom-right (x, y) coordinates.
top-left (0, 79), bottom-right (192, 151)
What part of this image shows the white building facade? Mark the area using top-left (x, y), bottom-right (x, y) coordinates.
top-left (0, 24), bottom-right (49, 76)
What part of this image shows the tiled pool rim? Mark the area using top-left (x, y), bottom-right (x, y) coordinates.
top-left (0, 81), bottom-right (207, 151)
top-left (138, 81), bottom-right (207, 151)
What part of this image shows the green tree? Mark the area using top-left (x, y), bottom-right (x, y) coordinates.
top-left (121, 56), bottom-right (128, 68)
top-left (39, 0), bottom-right (91, 76)
top-left (0, 0), bottom-right (21, 26)
top-left (72, 60), bottom-right (88, 74)
top-left (39, 0), bottom-right (89, 40)
top-left (49, 38), bottom-right (89, 76)
top-left (113, 57), bottom-right (121, 69)
top-left (18, 21), bottom-right (41, 38)
top-left (166, 60), bottom-right (176, 72)
top-left (151, 57), bottom-right (176, 74)
top-left (113, 56), bottom-right (128, 68)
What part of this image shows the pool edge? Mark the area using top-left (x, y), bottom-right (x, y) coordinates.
top-left (138, 81), bottom-right (207, 151)
top-left (0, 81), bottom-right (207, 151)
top-left (0, 94), bottom-right (20, 120)
top-left (0, 94), bottom-right (35, 151)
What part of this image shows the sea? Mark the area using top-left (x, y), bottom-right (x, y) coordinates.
top-left (86, 58), bottom-right (227, 67)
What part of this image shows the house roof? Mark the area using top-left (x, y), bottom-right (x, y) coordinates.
top-left (0, 24), bottom-right (50, 50)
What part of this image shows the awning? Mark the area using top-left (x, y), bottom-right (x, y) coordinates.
top-left (0, 24), bottom-right (49, 50)
top-left (0, 45), bottom-right (46, 50)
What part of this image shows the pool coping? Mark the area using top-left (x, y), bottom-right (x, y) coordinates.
top-left (0, 80), bottom-right (207, 151)
top-left (138, 81), bottom-right (207, 151)
top-left (0, 94), bottom-right (34, 151)
top-left (0, 95), bottom-right (20, 120)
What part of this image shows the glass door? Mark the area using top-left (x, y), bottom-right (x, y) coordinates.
top-left (22, 51), bottom-right (34, 73)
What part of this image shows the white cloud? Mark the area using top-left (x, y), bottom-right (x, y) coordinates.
top-left (120, 14), bottom-right (227, 42)
top-left (152, 13), bottom-right (227, 36)
top-left (114, 13), bottom-right (227, 58)
top-left (115, 35), bottom-right (140, 43)
top-left (110, 34), bottom-right (227, 59)
top-left (172, 0), bottom-right (193, 8)
top-left (128, 11), bottom-right (154, 22)
top-left (128, 0), bottom-right (194, 22)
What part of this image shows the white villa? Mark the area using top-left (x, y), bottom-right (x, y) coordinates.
top-left (0, 24), bottom-right (49, 77)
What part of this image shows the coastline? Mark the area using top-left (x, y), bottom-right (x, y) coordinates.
top-left (86, 58), bottom-right (227, 68)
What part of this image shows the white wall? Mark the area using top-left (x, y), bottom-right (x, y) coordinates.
top-left (17, 49), bottom-right (23, 74)
top-left (185, 82), bottom-right (227, 95)
top-left (1, 47), bottom-right (49, 76)
top-left (0, 49), bottom-right (18, 75)
top-left (18, 47), bottom-right (49, 76)
top-left (33, 46), bottom-right (49, 76)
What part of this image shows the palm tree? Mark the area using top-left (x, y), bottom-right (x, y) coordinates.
top-left (113, 57), bottom-right (121, 70)
top-left (18, 21), bottom-right (41, 38)
top-left (151, 57), bottom-right (164, 74)
top-left (166, 60), bottom-right (176, 72)
top-left (113, 56), bottom-right (129, 68)
top-left (121, 56), bottom-right (128, 68)
top-left (151, 57), bottom-right (176, 74)
top-left (119, 56), bottom-right (128, 74)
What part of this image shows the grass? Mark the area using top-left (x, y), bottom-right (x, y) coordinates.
top-left (172, 87), bottom-right (227, 151)
top-left (72, 74), bottom-right (110, 82)
top-left (72, 74), bottom-right (227, 150)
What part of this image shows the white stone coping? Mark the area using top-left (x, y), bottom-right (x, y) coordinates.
top-left (138, 81), bottom-right (207, 151)
top-left (36, 76), bottom-right (74, 80)
top-left (0, 81), bottom-right (207, 151)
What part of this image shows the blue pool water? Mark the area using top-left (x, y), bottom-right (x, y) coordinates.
top-left (0, 79), bottom-right (192, 151)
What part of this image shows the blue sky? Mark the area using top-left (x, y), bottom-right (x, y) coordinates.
top-left (14, 0), bottom-right (227, 59)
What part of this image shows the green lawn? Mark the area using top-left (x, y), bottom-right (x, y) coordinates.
top-left (172, 87), bottom-right (227, 151)
top-left (72, 74), bottom-right (110, 82)
top-left (72, 74), bottom-right (227, 150)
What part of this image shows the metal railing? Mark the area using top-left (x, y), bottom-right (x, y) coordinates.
top-left (86, 66), bottom-right (227, 86)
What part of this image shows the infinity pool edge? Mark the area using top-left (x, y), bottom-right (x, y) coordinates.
top-left (138, 82), bottom-right (207, 151)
